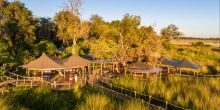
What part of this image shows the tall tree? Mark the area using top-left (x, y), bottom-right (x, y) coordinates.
top-left (0, 1), bottom-right (36, 66)
top-left (55, 0), bottom-right (89, 55)
top-left (88, 14), bottom-right (106, 40)
top-left (35, 17), bottom-right (57, 42)
top-left (112, 14), bottom-right (141, 70)
top-left (1, 1), bottom-right (36, 53)
top-left (139, 26), bottom-right (162, 65)
top-left (161, 24), bottom-right (183, 39)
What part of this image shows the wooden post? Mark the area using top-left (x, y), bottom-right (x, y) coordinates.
top-left (134, 91), bottom-right (136, 98)
top-left (41, 70), bottom-right (43, 84)
top-left (149, 96), bottom-right (151, 103)
top-left (116, 63), bottom-right (118, 73)
top-left (165, 101), bottom-right (168, 110)
top-left (31, 80), bottom-right (33, 87)
top-left (103, 63), bottom-right (105, 70)
top-left (88, 65), bottom-right (91, 76)
top-left (26, 68), bottom-right (28, 76)
top-left (101, 63), bottom-right (103, 75)
top-left (113, 63), bottom-right (115, 72)
top-left (180, 69), bottom-right (181, 75)
top-left (27, 69), bottom-right (30, 76)
top-left (64, 69), bottom-right (66, 78)
top-left (83, 67), bottom-right (85, 76)
top-left (92, 62), bottom-right (94, 71)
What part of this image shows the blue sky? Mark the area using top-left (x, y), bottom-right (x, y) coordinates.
top-left (19, 0), bottom-right (219, 38)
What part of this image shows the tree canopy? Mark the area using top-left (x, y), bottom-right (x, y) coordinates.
top-left (161, 24), bottom-right (183, 39)
top-left (0, 0), bottom-right (186, 73)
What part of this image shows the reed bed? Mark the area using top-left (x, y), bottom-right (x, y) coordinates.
top-left (111, 75), bottom-right (220, 110)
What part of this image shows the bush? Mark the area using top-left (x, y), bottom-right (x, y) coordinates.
top-left (77, 94), bottom-right (111, 110)
top-left (191, 42), bottom-right (205, 47)
top-left (211, 47), bottom-right (220, 52)
top-left (207, 66), bottom-right (217, 74)
top-left (33, 40), bottom-right (57, 57)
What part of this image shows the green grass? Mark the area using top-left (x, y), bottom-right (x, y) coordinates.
top-left (0, 84), bottom-right (150, 110)
top-left (111, 75), bottom-right (220, 110)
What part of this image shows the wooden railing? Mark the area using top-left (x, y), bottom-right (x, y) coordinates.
top-left (87, 80), bottom-right (165, 110)
top-left (96, 77), bottom-right (190, 110)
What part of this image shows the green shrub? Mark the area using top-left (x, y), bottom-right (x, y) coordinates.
top-left (77, 93), bottom-right (111, 110)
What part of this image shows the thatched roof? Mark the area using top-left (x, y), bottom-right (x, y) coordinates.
top-left (57, 55), bottom-right (91, 68)
top-left (92, 59), bottom-right (118, 63)
top-left (176, 59), bottom-right (200, 69)
top-left (22, 53), bottom-right (64, 70)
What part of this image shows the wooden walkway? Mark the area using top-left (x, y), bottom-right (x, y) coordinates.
top-left (0, 73), bottom-right (73, 92)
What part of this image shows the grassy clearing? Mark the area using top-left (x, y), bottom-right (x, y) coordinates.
top-left (0, 84), bottom-right (150, 110)
top-left (111, 75), bottom-right (220, 110)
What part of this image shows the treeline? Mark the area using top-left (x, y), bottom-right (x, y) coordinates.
top-left (175, 37), bottom-right (220, 40)
top-left (0, 0), bottom-right (182, 72)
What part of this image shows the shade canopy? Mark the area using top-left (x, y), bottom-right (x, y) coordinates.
top-left (128, 61), bottom-right (149, 70)
top-left (57, 55), bottom-right (91, 69)
top-left (161, 57), bottom-right (200, 70)
top-left (22, 53), bottom-right (64, 70)
top-left (176, 59), bottom-right (200, 69)
top-left (161, 57), bottom-right (179, 67)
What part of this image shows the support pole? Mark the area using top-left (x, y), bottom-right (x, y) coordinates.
top-left (92, 62), bottom-right (94, 71)
top-left (63, 69), bottom-right (65, 78)
top-left (88, 65), bottom-right (91, 76)
top-left (101, 63), bottom-right (103, 75)
top-left (113, 63), bottom-right (115, 72)
top-left (168, 66), bottom-right (170, 73)
top-left (41, 70), bottom-right (43, 84)
top-left (27, 69), bottom-right (30, 77)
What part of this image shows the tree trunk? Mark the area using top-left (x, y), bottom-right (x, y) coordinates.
top-left (72, 39), bottom-right (76, 55)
